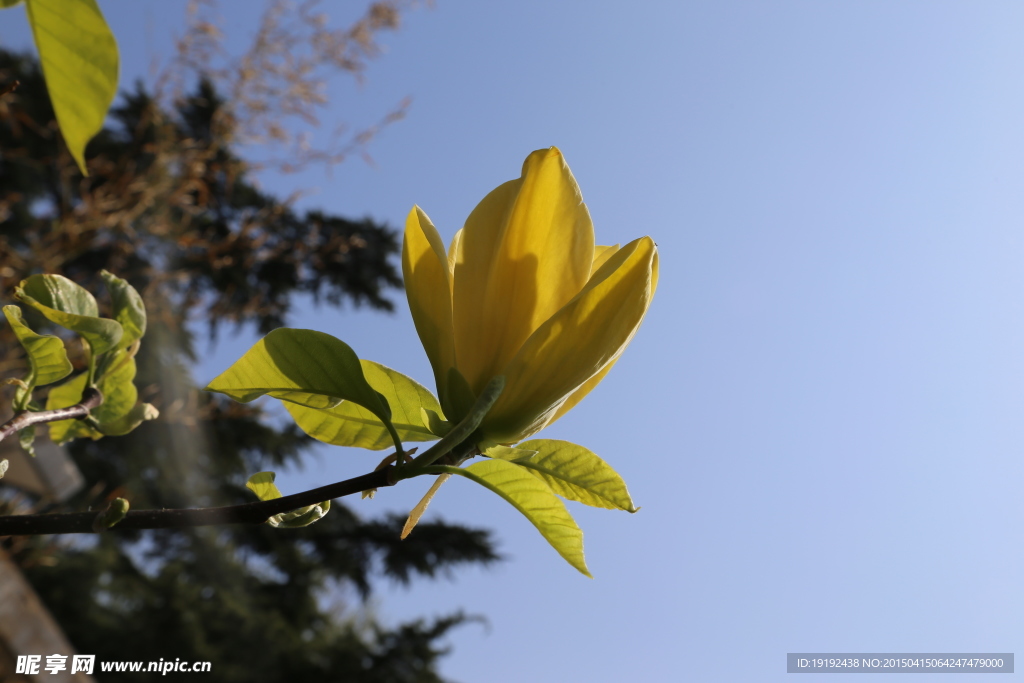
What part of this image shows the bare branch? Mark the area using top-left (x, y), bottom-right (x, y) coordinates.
top-left (0, 387), bottom-right (103, 444)
top-left (0, 466), bottom-right (394, 536)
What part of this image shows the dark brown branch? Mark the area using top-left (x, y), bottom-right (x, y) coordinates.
top-left (0, 387), bottom-right (104, 443)
top-left (0, 467), bottom-right (394, 535)
top-left (0, 79), bottom-right (19, 97)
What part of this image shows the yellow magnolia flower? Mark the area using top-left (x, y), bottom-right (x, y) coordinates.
top-left (403, 147), bottom-right (659, 445)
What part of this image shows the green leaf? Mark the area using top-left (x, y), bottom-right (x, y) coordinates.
top-left (270, 501), bottom-right (331, 528)
top-left (15, 274), bottom-right (122, 355)
top-left (45, 374), bottom-right (98, 443)
top-left (46, 351), bottom-right (138, 444)
top-left (489, 439), bottom-right (638, 513)
top-left (24, 0), bottom-right (118, 175)
top-left (100, 270), bottom-right (146, 349)
top-left (95, 402), bottom-right (159, 436)
top-left (245, 471), bottom-right (330, 528)
top-left (438, 458), bottom-right (590, 577)
top-left (91, 497), bottom-right (129, 532)
top-left (88, 349), bottom-right (137, 424)
top-left (285, 361), bottom-right (442, 451)
top-left (3, 305), bottom-right (72, 403)
top-left (246, 471), bottom-right (284, 501)
top-left (206, 328), bottom-right (402, 450)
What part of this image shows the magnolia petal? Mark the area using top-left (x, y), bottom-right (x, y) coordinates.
top-left (592, 244), bottom-right (620, 272)
top-left (544, 245), bottom-right (658, 428)
top-left (403, 206), bottom-right (455, 397)
top-left (452, 148), bottom-right (595, 394)
top-left (545, 359), bottom-right (618, 428)
top-left (481, 236), bottom-right (658, 443)
top-left (447, 228), bottom-right (462, 279)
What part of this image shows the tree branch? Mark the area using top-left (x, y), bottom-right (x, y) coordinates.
top-left (0, 387), bottom-right (104, 443)
top-left (0, 466), bottom-right (394, 536)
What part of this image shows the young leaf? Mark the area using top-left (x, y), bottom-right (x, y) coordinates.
top-left (46, 352), bottom-right (138, 444)
top-left (285, 361), bottom-right (442, 450)
top-left (3, 304), bottom-right (72, 397)
top-left (270, 501), bottom-right (331, 529)
top-left (24, 0), bottom-right (119, 175)
top-left (87, 350), bottom-right (137, 424)
top-left (438, 458), bottom-right (590, 576)
top-left (100, 270), bottom-right (146, 349)
top-left (46, 375), bottom-right (99, 443)
top-left (206, 329), bottom-right (402, 450)
top-left (91, 497), bottom-right (130, 532)
top-left (95, 402), bottom-right (159, 436)
top-left (490, 439), bottom-right (638, 512)
top-left (15, 274), bottom-right (123, 355)
top-left (245, 471), bottom-right (284, 501)
top-left (245, 471), bottom-right (330, 528)
top-left (18, 427), bottom-right (35, 457)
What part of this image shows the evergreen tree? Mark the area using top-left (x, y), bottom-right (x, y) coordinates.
top-left (0, 48), bottom-right (498, 683)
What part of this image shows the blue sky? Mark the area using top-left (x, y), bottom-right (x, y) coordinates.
top-left (4, 2), bottom-right (1024, 681)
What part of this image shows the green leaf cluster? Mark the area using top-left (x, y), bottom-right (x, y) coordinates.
top-left (4, 272), bottom-right (158, 451)
top-left (2, 0), bottom-right (119, 175)
top-left (208, 327), bottom-right (638, 576)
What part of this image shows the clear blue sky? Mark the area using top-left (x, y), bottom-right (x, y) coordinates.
top-left (4, 2), bottom-right (1023, 681)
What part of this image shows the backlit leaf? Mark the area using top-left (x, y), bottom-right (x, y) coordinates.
top-left (286, 361), bottom-right (441, 450)
top-left (491, 439), bottom-right (638, 512)
top-left (24, 0), bottom-right (118, 175)
top-left (15, 274), bottom-right (122, 355)
top-left (206, 329), bottom-right (401, 450)
top-left (45, 372), bottom-right (99, 443)
top-left (3, 304), bottom-right (72, 399)
top-left (442, 458), bottom-right (590, 576)
top-left (245, 471), bottom-right (284, 501)
top-left (95, 402), bottom-right (159, 436)
top-left (46, 351), bottom-right (138, 444)
top-left (100, 270), bottom-right (146, 349)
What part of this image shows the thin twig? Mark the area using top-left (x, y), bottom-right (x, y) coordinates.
top-left (0, 388), bottom-right (103, 443)
top-left (0, 466), bottom-right (394, 535)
